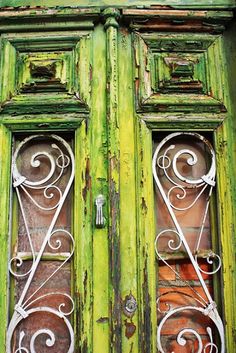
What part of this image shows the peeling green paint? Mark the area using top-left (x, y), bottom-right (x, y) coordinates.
top-left (0, 0), bottom-right (236, 9)
top-left (0, 5), bottom-right (236, 353)
top-left (0, 125), bottom-right (11, 352)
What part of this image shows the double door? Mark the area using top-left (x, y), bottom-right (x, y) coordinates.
top-left (0, 7), bottom-right (236, 353)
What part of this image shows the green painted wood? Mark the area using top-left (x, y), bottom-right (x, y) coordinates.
top-left (215, 125), bottom-right (236, 353)
top-left (103, 9), bottom-right (122, 353)
top-left (140, 113), bottom-right (224, 130)
top-left (216, 21), bottom-right (236, 351)
top-left (0, 29), bottom-right (94, 120)
top-left (0, 114), bottom-right (85, 131)
top-left (8, 191), bottom-right (18, 320)
top-left (0, 38), bottom-right (16, 105)
top-left (0, 0), bottom-right (235, 9)
top-left (73, 27), bottom-right (111, 353)
top-left (90, 24), bottom-right (109, 353)
top-left (132, 12), bottom-right (236, 353)
top-left (141, 94), bottom-right (225, 113)
top-left (2, 32), bottom-right (90, 49)
top-left (0, 124), bottom-right (11, 352)
top-left (0, 21), bottom-right (95, 33)
top-left (0, 6), bottom-right (236, 353)
top-left (74, 122), bottom-right (93, 353)
top-left (1, 94), bottom-right (88, 114)
top-left (118, 27), bottom-right (139, 352)
top-left (134, 31), bottom-right (229, 114)
top-left (136, 121), bottom-right (157, 352)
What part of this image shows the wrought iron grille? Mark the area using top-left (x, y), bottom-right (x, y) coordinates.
top-left (153, 132), bottom-right (224, 353)
top-left (7, 134), bottom-right (75, 353)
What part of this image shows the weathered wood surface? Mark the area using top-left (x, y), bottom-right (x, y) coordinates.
top-left (0, 5), bottom-right (236, 353)
top-left (0, 0), bottom-right (236, 9)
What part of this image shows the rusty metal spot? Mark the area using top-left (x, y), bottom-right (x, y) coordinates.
top-left (124, 320), bottom-right (136, 339)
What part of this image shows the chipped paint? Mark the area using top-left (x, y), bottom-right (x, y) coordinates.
top-left (1, 0), bottom-right (236, 8)
top-left (0, 5), bottom-right (235, 353)
top-left (96, 317), bottom-right (109, 323)
top-left (82, 158), bottom-right (91, 202)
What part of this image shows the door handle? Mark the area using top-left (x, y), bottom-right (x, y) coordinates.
top-left (95, 194), bottom-right (105, 228)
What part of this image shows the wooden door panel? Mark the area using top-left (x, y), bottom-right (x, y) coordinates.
top-left (0, 7), bottom-right (236, 353)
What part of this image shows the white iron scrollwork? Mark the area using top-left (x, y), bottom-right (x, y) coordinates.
top-left (7, 134), bottom-right (75, 353)
top-left (152, 132), bottom-right (225, 353)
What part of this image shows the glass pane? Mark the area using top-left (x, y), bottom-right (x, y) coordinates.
top-left (7, 134), bottom-right (75, 353)
top-left (153, 132), bottom-right (223, 353)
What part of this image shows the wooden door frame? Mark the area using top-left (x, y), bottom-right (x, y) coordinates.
top-left (0, 6), bottom-right (236, 353)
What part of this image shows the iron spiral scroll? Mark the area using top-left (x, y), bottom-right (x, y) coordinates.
top-left (152, 132), bottom-right (225, 353)
top-left (7, 135), bottom-right (75, 353)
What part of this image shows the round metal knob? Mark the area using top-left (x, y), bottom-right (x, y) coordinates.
top-left (123, 294), bottom-right (137, 317)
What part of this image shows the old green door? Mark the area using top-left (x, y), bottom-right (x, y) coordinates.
top-left (0, 3), bottom-right (236, 353)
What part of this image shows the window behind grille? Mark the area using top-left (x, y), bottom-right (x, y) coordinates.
top-left (153, 132), bottom-right (223, 353)
top-left (8, 134), bottom-right (75, 353)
